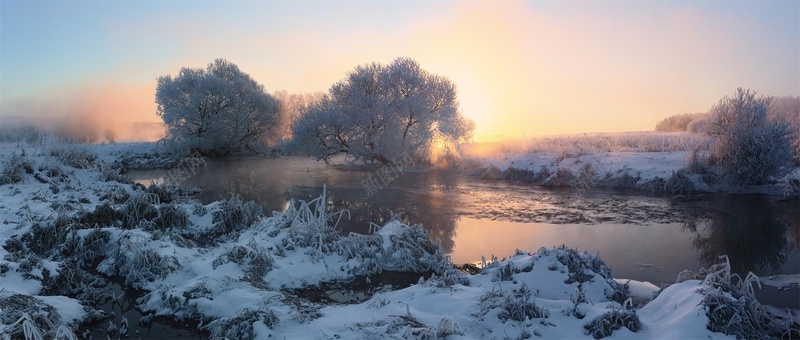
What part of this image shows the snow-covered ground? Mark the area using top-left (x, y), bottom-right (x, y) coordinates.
top-left (461, 132), bottom-right (799, 195)
top-left (0, 140), bottom-right (797, 338)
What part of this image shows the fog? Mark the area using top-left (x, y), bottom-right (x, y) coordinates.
top-left (0, 82), bottom-right (165, 143)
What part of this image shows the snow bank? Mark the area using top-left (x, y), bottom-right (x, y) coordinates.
top-left (462, 132), bottom-right (798, 195)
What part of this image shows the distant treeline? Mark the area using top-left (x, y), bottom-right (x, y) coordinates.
top-left (654, 113), bottom-right (706, 132)
top-left (655, 96), bottom-right (800, 133)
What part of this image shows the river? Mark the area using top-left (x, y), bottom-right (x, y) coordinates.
top-left (130, 156), bottom-right (800, 285)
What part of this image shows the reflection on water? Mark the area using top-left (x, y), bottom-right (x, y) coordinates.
top-left (130, 156), bottom-right (800, 284)
top-left (682, 195), bottom-right (799, 277)
top-left (452, 218), bottom-right (698, 284)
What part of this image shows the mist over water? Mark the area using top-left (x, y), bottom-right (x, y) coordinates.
top-left (0, 82), bottom-right (165, 143)
top-left (130, 156), bottom-right (800, 285)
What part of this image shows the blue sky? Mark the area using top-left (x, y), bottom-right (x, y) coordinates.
top-left (1, 0), bottom-right (798, 140)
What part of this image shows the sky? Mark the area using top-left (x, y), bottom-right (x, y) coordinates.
top-left (1, 0), bottom-right (798, 142)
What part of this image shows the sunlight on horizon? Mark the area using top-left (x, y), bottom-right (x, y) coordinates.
top-left (0, 1), bottom-right (797, 142)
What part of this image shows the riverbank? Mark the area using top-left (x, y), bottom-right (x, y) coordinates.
top-left (0, 141), bottom-right (797, 338)
top-left (460, 132), bottom-right (799, 196)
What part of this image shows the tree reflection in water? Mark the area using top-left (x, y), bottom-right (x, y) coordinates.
top-left (178, 159), bottom-right (462, 254)
top-left (681, 195), bottom-right (796, 276)
top-left (288, 171), bottom-right (461, 254)
top-left (160, 157), bottom-right (798, 278)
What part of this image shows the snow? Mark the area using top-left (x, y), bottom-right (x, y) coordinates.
top-left (0, 140), bottom-right (793, 338)
top-left (761, 273), bottom-right (800, 290)
top-left (637, 280), bottom-right (731, 339)
top-left (461, 131), bottom-right (798, 194)
top-left (35, 295), bottom-right (86, 325)
top-left (613, 278), bottom-right (660, 305)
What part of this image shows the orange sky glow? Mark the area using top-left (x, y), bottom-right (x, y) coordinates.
top-left (1, 1), bottom-right (797, 142)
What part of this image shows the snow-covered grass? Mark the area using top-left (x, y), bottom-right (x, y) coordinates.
top-left (0, 141), bottom-right (797, 338)
top-left (462, 131), bottom-right (799, 195)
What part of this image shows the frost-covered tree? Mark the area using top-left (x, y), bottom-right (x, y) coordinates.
top-left (769, 96), bottom-right (800, 164)
top-left (272, 90), bottom-right (324, 145)
top-left (654, 112), bottom-right (706, 132)
top-left (156, 59), bottom-right (281, 156)
top-left (290, 58), bottom-right (474, 164)
top-left (705, 88), bottom-right (794, 185)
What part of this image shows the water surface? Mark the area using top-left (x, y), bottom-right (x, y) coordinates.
top-left (130, 156), bottom-right (799, 285)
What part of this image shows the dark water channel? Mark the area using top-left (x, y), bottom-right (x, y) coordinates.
top-left (130, 156), bottom-right (800, 286)
top-left (75, 270), bottom-right (204, 339)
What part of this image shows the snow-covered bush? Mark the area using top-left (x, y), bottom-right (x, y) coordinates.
top-left (99, 162), bottom-right (131, 183)
top-left (0, 152), bottom-right (34, 184)
top-left (78, 203), bottom-right (118, 228)
top-left (378, 222), bottom-right (460, 278)
top-left (212, 195), bottom-right (262, 235)
top-left (655, 112), bottom-right (706, 132)
top-left (100, 232), bottom-right (180, 289)
top-left (539, 246), bottom-right (628, 303)
top-left (705, 88), bottom-right (794, 185)
top-left (212, 239), bottom-right (275, 287)
top-left (497, 282), bottom-right (548, 322)
top-left (155, 203), bottom-right (189, 230)
top-left (118, 193), bottom-right (159, 229)
top-left (545, 168), bottom-right (578, 187)
top-left (156, 58), bottom-right (282, 156)
top-left (502, 167), bottom-right (537, 182)
top-left (0, 293), bottom-right (67, 339)
top-left (145, 182), bottom-right (175, 204)
top-left (47, 141), bottom-right (96, 169)
top-left (78, 228), bottom-right (110, 265)
top-left (202, 308), bottom-right (278, 339)
top-left (664, 169), bottom-right (696, 194)
top-left (475, 164), bottom-right (502, 180)
top-left (20, 222), bottom-right (69, 257)
top-left (769, 96), bottom-right (800, 165)
top-left (583, 305), bottom-right (641, 339)
top-left (676, 255), bottom-right (797, 338)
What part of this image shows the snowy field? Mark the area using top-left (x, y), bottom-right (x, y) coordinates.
top-left (0, 139), bottom-right (797, 338)
top-left (461, 132), bottom-right (799, 195)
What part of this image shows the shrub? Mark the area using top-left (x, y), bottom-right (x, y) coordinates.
top-left (145, 182), bottom-right (175, 204)
top-left (1, 153), bottom-right (34, 184)
top-left (0, 293), bottom-right (63, 339)
top-left (664, 169), bottom-right (696, 194)
top-left (705, 88), bottom-right (794, 185)
top-left (678, 256), bottom-right (797, 338)
top-left (78, 202), bottom-right (118, 227)
top-left (99, 163), bottom-right (131, 183)
top-left (498, 283), bottom-right (548, 322)
top-left (20, 222), bottom-right (69, 257)
top-left (80, 228), bottom-right (110, 265)
top-left (212, 239), bottom-right (274, 287)
top-left (545, 168), bottom-right (578, 187)
top-left (47, 140), bottom-right (96, 169)
top-left (583, 307), bottom-right (641, 339)
top-left (655, 113), bottom-right (707, 132)
top-left (102, 232), bottom-right (180, 289)
top-left (212, 196), bottom-right (262, 234)
top-left (155, 203), bottom-right (189, 230)
top-left (203, 308), bottom-right (278, 339)
top-left (502, 167), bottom-right (537, 182)
top-left (118, 193), bottom-right (160, 229)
